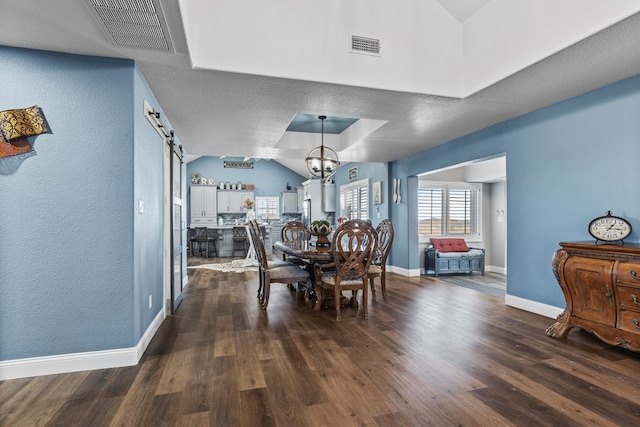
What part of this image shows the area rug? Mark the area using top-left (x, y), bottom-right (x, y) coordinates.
top-left (188, 259), bottom-right (259, 273)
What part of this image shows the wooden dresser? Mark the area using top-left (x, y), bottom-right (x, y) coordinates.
top-left (546, 241), bottom-right (640, 352)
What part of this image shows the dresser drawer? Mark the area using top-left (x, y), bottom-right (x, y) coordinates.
top-left (617, 262), bottom-right (640, 287)
top-left (617, 286), bottom-right (640, 311)
top-left (618, 309), bottom-right (640, 334)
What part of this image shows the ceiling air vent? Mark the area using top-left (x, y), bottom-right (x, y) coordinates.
top-left (86, 0), bottom-right (173, 51)
top-left (350, 34), bottom-right (381, 56)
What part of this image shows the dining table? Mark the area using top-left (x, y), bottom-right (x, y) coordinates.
top-left (273, 240), bottom-right (333, 308)
top-left (273, 240), bottom-right (332, 263)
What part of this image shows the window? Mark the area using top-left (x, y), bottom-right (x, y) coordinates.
top-left (340, 179), bottom-right (369, 221)
top-left (418, 183), bottom-right (480, 237)
top-left (255, 196), bottom-right (280, 220)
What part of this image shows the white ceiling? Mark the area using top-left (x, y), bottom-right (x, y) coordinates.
top-left (1, 1), bottom-right (639, 176)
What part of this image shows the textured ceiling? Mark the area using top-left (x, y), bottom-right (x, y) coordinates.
top-left (1, 1), bottom-right (639, 176)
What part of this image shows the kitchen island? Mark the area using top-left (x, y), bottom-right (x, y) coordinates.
top-left (189, 223), bottom-right (272, 257)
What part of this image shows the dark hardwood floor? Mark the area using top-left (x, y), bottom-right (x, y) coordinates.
top-left (423, 271), bottom-right (506, 297)
top-left (2, 257), bottom-right (640, 426)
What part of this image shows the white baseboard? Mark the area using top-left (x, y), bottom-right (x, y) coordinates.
top-left (0, 309), bottom-right (165, 381)
top-left (486, 265), bottom-right (506, 274)
top-left (505, 294), bottom-right (564, 319)
top-left (387, 265), bottom-right (421, 277)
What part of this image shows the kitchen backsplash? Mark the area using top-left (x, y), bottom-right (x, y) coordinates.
top-left (217, 212), bottom-right (301, 225)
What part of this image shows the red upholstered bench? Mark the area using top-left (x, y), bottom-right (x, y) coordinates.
top-left (425, 238), bottom-right (485, 277)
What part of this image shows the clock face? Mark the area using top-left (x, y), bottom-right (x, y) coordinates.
top-left (589, 214), bottom-right (632, 242)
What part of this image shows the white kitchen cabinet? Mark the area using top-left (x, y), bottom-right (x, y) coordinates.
top-left (217, 190), bottom-right (230, 213)
top-left (218, 190), bottom-right (254, 213)
top-left (228, 191), bottom-right (243, 212)
top-left (297, 187), bottom-right (304, 212)
top-left (281, 190), bottom-right (298, 213)
top-left (190, 186), bottom-right (217, 226)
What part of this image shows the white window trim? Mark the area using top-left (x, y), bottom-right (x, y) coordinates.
top-left (255, 196), bottom-right (280, 220)
top-left (418, 181), bottom-right (482, 243)
top-left (339, 178), bottom-right (369, 220)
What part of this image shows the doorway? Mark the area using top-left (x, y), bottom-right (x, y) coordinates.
top-left (163, 131), bottom-right (184, 314)
top-left (170, 136), bottom-right (184, 313)
top-left (417, 155), bottom-right (506, 278)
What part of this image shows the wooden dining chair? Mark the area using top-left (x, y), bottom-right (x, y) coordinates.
top-left (248, 220), bottom-right (310, 309)
top-left (280, 220), bottom-right (311, 265)
top-left (281, 220), bottom-right (310, 242)
top-left (368, 219), bottom-right (394, 299)
top-left (315, 219), bottom-right (378, 320)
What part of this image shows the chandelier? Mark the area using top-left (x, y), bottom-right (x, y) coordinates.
top-left (305, 115), bottom-right (340, 179)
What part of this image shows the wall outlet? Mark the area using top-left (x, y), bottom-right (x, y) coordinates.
top-left (148, 294), bottom-right (153, 309)
top-left (138, 199), bottom-right (144, 214)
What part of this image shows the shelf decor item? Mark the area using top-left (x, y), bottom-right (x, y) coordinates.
top-left (0, 105), bottom-right (50, 141)
top-left (309, 219), bottom-right (332, 247)
top-left (588, 210), bottom-right (632, 244)
top-left (0, 133), bottom-right (32, 159)
top-left (244, 198), bottom-right (255, 221)
top-left (0, 105), bottom-right (50, 160)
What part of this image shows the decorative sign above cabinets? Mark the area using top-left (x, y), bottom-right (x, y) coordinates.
top-left (224, 160), bottom-right (254, 169)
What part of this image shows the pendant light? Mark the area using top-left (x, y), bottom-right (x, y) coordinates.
top-left (305, 115), bottom-right (340, 179)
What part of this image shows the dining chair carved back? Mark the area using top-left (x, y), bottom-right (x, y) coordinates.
top-left (280, 220), bottom-right (311, 265)
top-left (281, 220), bottom-right (310, 242)
top-left (248, 220), bottom-right (310, 309)
top-left (368, 219), bottom-right (394, 299)
top-left (316, 219), bottom-right (378, 321)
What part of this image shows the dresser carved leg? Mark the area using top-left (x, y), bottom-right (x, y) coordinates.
top-left (546, 309), bottom-right (571, 338)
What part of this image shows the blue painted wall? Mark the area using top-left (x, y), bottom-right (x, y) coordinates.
top-left (133, 64), bottom-right (168, 340)
top-left (0, 46), bottom-right (168, 361)
top-left (332, 161), bottom-right (390, 228)
top-left (391, 75), bottom-right (640, 307)
top-left (1, 43), bottom-right (638, 365)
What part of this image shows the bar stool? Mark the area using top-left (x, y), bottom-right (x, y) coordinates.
top-left (232, 226), bottom-right (248, 257)
top-left (206, 229), bottom-right (219, 257)
top-left (195, 227), bottom-right (209, 257)
top-left (187, 227), bottom-right (195, 256)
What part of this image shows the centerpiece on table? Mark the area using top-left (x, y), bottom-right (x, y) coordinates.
top-left (309, 219), bottom-right (332, 248)
top-left (244, 198), bottom-right (255, 221)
